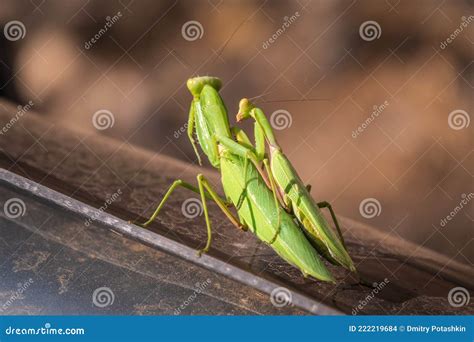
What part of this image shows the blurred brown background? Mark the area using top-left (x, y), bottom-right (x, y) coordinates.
top-left (1, 0), bottom-right (472, 265)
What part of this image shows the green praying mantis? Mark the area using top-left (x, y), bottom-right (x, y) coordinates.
top-left (236, 99), bottom-right (355, 272)
top-left (138, 76), bottom-right (355, 282)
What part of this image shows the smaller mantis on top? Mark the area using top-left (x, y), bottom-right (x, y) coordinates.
top-left (235, 98), bottom-right (355, 272)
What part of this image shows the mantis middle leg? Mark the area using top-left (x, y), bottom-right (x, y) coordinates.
top-left (317, 200), bottom-right (347, 250)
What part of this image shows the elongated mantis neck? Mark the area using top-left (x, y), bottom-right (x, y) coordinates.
top-left (252, 108), bottom-right (279, 148)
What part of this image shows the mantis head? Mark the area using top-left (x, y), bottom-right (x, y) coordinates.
top-left (187, 76), bottom-right (222, 97)
top-left (236, 98), bottom-right (256, 122)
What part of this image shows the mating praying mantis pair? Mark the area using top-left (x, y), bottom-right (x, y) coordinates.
top-left (139, 76), bottom-right (355, 282)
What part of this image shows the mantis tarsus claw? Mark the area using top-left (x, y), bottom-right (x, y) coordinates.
top-left (197, 249), bottom-right (207, 257)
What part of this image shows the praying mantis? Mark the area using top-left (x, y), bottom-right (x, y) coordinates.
top-left (139, 76), bottom-right (355, 282)
top-left (236, 99), bottom-right (355, 272)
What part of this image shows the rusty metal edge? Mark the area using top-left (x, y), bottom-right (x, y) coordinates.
top-left (0, 168), bottom-right (343, 315)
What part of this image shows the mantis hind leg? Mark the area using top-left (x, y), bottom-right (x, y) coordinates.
top-left (317, 201), bottom-right (347, 250)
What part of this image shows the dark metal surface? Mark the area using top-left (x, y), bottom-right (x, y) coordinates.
top-left (0, 179), bottom-right (307, 315)
top-left (0, 99), bottom-right (473, 315)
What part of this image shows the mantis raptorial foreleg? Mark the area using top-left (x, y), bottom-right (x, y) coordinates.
top-left (187, 100), bottom-right (202, 166)
top-left (139, 176), bottom-right (246, 255)
top-left (230, 126), bottom-right (255, 151)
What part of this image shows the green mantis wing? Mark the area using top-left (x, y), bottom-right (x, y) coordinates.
top-left (271, 150), bottom-right (355, 271)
